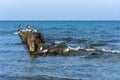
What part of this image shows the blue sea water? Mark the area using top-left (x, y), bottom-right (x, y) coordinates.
top-left (0, 21), bottom-right (120, 80)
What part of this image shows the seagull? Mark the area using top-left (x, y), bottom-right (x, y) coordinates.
top-left (64, 47), bottom-right (70, 52)
top-left (42, 49), bottom-right (48, 53)
top-left (40, 46), bottom-right (43, 51)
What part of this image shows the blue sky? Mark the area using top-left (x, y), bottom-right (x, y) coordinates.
top-left (0, 0), bottom-right (120, 20)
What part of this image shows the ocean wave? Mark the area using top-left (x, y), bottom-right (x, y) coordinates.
top-left (68, 45), bottom-right (120, 54)
top-left (68, 46), bottom-right (81, 51)
top-left (100, 49), bottom-right (120, 54)
top-left (47, 40), bottom-right (120, 54)
top-left (13, 32), bottom-right (19, 35)
top-left (61, 37), bottom-right (87, 43)
top-left (0, 50), bottom-right (27, 53)
top-left (45, 37), bottom-right (87, 44)
top-left (49, 27), bottom-right (62, 30)
top-left (86, 49), bottom-right (96, 51)
top-left (100, 40), bottom-right (120, 43)
top-left (2, 75), bottom-right (75, 80)
top-left (54, 41), bottom-right (64, 44)
top-left (5, 43), bottom-right (23, 45)
top-left (113, 27), bottom-right (120, 30)
top-left (90, 43), bottom-right (106, 46)
top-left (0, 31), bottom-right (15, 35)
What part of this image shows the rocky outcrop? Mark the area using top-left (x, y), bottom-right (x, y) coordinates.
top-left (18, 27), bottom-right (106, 57)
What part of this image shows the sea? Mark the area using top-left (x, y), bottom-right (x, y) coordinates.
top-left (0, 21), bottom-right (120, 80)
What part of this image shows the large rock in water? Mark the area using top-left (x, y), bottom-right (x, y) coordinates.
top-left (19, 30), bottom-right (45, 53)
top-left (18, 28), bottom-right (104, 57)
top-left (19, 30), bottom-right (88, 56)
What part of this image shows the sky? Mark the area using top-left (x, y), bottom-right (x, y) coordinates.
top-left (0, 0), bottom-right (120, 20)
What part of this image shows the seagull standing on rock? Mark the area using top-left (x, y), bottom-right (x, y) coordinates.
top-left (39, 46), bottom-right (48, 56)
top-left (63, 47), bottom-right (70, 55)
top-left (40, 46), bottom-right (43, 51)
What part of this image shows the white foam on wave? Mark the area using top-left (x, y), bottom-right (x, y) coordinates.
top-left (68, 46), bottom-right (81, 51)
top-left (86, 49), bottom-right (96, 51)
top-left (68, 46), bottom-right (120, 54)
top-left (13, 32), bottom-right (19, 35)
top-left (101, 49), bottom-right (120, 53)
top-left (67, 46), bottom-right (87, 51)
top-left (54, 41), bottom-right (64, 44)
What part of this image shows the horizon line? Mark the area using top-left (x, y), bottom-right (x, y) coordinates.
top-left (0, 20), bottom-right (120, 21)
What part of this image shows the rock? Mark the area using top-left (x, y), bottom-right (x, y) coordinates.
top-left (19, 28), bottom-right (45, 54)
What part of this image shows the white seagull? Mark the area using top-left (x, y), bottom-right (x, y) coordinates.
top-left (64, 47), bottom-right (70, 52)
top-left (42, 49), bottom-right (48, 53)
top-left (40, 46), bottom-right (43, 51)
